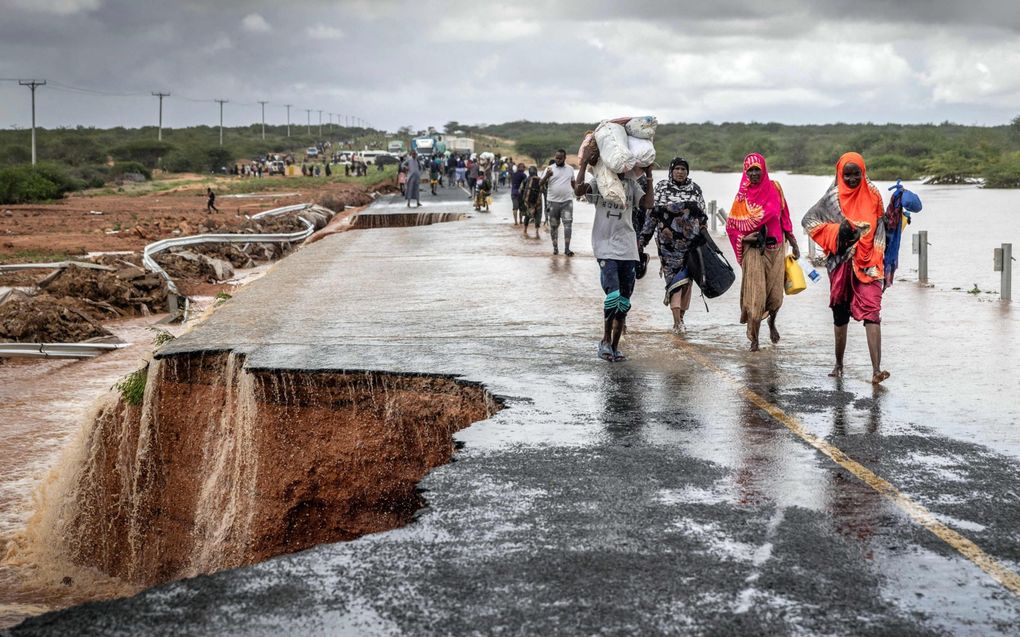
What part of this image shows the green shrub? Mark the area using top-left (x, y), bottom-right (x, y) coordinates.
top-left (0, 163), bottom-right (84, 204)
top-left (110, 140), bottom-right (174, 168)
top-left (162, 150), bottom-right (200, 173)
top-left (67, 164), bottom-right (112, 188)
top-left (110, 161), bottom-right (152, 180)
top-left (983, 152), bottom-right (1020, 188)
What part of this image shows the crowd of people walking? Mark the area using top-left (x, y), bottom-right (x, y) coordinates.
top-left (535, 143), bottom-right (915, 383)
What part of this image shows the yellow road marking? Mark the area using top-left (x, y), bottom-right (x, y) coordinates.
top-left (676, 341), bottom-right (1020, 598)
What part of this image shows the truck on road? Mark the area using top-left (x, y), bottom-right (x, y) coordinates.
top-left (411, 136), bottom-right (436, 157)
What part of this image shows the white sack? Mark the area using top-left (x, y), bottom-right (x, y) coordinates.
top-left (591, 159), bottom-right (626, 207)
top-left (624, 116), bottom-right (658, 140)
top-left (627, 136), bottom-right (656, 168)
top-left (593, 122), bottom-right (636, 173)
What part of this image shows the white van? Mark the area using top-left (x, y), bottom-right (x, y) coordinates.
top-left (359, 150), bottom-right (391, 164)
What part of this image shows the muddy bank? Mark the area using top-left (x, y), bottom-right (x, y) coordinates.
top-left (7, 352), bottom-right (498, 593)
top-left (0, 180), bottom-right (384, 263)
top-left (1, 202), bottom-right (351, 343)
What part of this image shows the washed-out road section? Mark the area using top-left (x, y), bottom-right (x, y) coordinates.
top-left (11, 187), bottom-right (1020, 636)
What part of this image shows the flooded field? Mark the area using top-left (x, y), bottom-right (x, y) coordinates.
top-left (633, 171), bottom-right (1019, 297)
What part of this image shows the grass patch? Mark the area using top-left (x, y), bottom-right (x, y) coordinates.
top-left (0, 249), bottom-right (72, 264)
top-left (114, 366), bottom-right (148, 406)
top-left (223, 165), bottom-right (397, 194)
top-left (150, 328), bottom-right (175, 347)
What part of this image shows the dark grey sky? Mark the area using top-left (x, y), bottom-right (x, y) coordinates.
top-left (1, 0), bottom-right (1018, 131)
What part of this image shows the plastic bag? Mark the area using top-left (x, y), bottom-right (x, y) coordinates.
top-left (593, 122), bottom-right (636, 173)
top-left (625, 116), bottom-right (658, 140)
top-left (627, 136), bottom-right (656, 168)
top-left (591, 159), bottom-right (626, 207)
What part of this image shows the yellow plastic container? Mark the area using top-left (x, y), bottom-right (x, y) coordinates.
top-left (785, 254), bottom-right (807, 295)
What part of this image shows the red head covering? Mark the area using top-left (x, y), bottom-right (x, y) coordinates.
top-left (726, 153), bottom-right (786, 264)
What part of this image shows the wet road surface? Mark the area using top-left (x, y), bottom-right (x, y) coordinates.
top-left (11, 187), bottom-right (1020, 635)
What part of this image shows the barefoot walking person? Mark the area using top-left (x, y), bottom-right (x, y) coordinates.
top-left (802, 152), bottom-right (890, 384)
top-left (575, 145), bottom-right (654, 362)
top-left (640, 157), bottom-right (707, 335)
top-left (510, 163), bottom-right (526, 225)
top-left (725, 153), bottom-right (800, 351)
top-left (521, 166), bottom-right (543, 238)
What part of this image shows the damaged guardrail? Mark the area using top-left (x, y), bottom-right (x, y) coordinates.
top-left (0, 261), bottom-right (116, 273)
top-left (0, 342), bottom-right (130, 359)
top-left (142, 203), bottom-right (320, 313)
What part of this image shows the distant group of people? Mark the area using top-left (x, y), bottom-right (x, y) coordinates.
top-left (573, 145), bottom-right (899, 384)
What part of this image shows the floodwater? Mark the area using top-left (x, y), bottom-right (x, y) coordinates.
top-left (0, 318), bottom-right (159, 626)
top-left (1, 173), bottom-right (1018, 633)
top-left (635, 170), bottom-right (1018, 296)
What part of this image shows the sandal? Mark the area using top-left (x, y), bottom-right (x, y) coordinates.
top-left (598, 341), bottom-right (614, 362)
top-left (612, 349), bottom-right (627, 362)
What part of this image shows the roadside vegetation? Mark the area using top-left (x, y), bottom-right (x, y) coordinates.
top-left (0, 123), bottom-right (390, 204)
top-left (456, 116), bottom-right (1020, 186)
top-left (3, 118), bottom-right (1019, 205)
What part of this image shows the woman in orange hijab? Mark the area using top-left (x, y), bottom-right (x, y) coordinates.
top-left (802, 152), bottom-right (889, 384)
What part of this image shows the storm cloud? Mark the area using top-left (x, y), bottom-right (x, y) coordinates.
top-left (0, 0), bottom-right (1017, 131)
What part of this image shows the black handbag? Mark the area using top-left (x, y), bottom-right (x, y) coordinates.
top-left (686, 228), bottom-right (735, 299)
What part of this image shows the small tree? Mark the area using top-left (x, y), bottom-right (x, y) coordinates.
top-left (514, 133), bottom-right (577, 166)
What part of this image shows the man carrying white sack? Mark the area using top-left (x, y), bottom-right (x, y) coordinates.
top-left (541, 149), bottom-right (576, 256)
top-left (575, 142), bottom-right (654, 362)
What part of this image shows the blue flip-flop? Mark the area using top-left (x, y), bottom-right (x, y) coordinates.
top-left (598, 341), bottom-right (614, 362)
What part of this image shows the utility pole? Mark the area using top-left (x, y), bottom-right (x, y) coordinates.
top-left (305, 108), bottom-right (311, 136)
top-left (258, 100), bottom-right (268, 141)
top-left (215, 99), bottom-right (228, 146)
top-left (317, 109), bottom-right (322, 137)
top-left (152, 91), bottom-right (170, 141)
top-left (285, 104), bottom-right (292, 137)
top-left (328, 112), bottom-right (334, 133)
top-left (19, 79), bottom-right (46, 165)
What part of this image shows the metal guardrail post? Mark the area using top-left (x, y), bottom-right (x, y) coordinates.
top-left (709, 200), bottom-right (717, 232)
top-left (995, 243), bottom-right (1013, 301)
top-left (913, 230), bottom-right (929, 285)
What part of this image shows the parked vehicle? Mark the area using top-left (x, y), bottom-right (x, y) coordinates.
top-left (411, 136), bottom-right (435, 157)
top-left (268, 160), bottom-right (285, 175)
top-left (446, 136), bottom-right (475, 155)
top-left (360, 150), bottom-right (394, 165)
top-left (306, 147), bottom-right (319, 158)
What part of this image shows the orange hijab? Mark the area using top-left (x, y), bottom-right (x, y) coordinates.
top-left (809, 152), bottom-right (885, 282)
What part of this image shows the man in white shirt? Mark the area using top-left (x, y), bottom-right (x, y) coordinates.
top-left (574, 146), bottom-right (654, 362)
top-left (540, 149), bottom-right (576, 256)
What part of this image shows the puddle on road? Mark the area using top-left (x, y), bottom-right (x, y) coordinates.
top-left (1, 352), bottom-right (499, 627)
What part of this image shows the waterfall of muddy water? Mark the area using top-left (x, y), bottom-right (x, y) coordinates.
top-left (3, 351), bottom-right (499, 625)
top-left (350, 211), bottom-right (465, 229)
